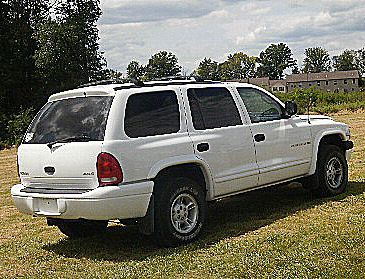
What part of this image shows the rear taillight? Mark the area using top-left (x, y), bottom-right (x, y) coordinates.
top-left (97, 152), bottom-right (123, 186)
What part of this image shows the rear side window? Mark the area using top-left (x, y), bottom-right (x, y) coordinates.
top-left (24, 96), bottom-right (113, 144)
top-left (124, 90), bottom-right (180, 138)
top-left (187, 87), bottom-right (242, 130)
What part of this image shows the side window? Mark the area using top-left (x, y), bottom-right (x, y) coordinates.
top-left (187, 87), bottom-right (242, 130)
top-left (237, 87), bottom-right (283, 123)
top-left (124, 91), bottom-right (180, 138)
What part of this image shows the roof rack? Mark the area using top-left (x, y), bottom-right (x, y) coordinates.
top-left (77, 76), bottom-right (222, 91)
top-left (113, 76), bottom-right (221, 91)
top-left (77, 78), bottom-right (145, 89)
top-left (152, 75), bottom-right (205, 82)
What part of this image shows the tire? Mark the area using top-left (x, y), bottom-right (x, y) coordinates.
top-left (55, 219), bottom-right (108, 238)
top-left (153, 176), bottom-right (206, 247)
top-left (303, 145), bottom-right (348, 197)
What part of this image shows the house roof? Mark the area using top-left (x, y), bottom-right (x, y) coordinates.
top-left (286, 70), bottom-right (360, 83)
top-left (244, 77), bottom-right (270, 86)
top-left (269, 80), bottom-right (286, 86)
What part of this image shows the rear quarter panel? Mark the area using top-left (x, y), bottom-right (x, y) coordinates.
top-left (103, 87), bottom-right (196, 184)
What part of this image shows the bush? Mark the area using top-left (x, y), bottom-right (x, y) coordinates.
top-left (5, 108), bottom-right (35, 146)
top-left (275, 88), bottom-right (365, 114)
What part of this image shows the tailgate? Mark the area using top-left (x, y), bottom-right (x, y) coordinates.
top-left (18, 142), bottom-right (102, 190)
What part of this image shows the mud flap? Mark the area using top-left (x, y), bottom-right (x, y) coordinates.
top-left (139, 194), bottom-right (154, 235)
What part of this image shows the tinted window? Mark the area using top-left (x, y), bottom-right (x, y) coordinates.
top-left (24, 96), bottom-right (113, 144)
top-left (124, 91), bottom-right (180, 138)
top-left (237, 87), bottom-right (283, 123)
top-left (187, 87), bottom-right (242, 130)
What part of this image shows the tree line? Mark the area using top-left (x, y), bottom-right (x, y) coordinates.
top-left (127, 45), bottom-right (365, 82)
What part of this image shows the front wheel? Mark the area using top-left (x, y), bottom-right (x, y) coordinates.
top-left (303, 145), bottom-right (348, 197)
top-left (153, 176), bottom-right (206, 247)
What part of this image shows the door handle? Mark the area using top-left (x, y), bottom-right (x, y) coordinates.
top-left (197, 142), bottom-right (209, 152)
top-left (254, 134), bottom-right (266, 142)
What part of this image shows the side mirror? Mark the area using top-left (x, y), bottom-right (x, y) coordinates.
top-left (285, 101), bottom-right (298, 117)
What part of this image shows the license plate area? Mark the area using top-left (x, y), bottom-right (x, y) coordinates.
top-left (34, 198), bottom-right (59, 214)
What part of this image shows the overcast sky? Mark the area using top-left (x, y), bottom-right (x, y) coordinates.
top-left (98, 0), bottom-right (365, 74)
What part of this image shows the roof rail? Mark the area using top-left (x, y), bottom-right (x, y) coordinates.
top-left (112, 76), bottom-right (222, 91)
top-left (77, 79), bottom-right (124, 88)
top-left (153, 75), bottom-right (206, 82)
top-left (77, 78), bottom-right (145, 89)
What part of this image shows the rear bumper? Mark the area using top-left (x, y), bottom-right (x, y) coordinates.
top-left (11, 181), bottom-right (153, 220)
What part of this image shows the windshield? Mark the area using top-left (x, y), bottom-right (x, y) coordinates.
top-left (23, 96), bottom-right (114, 144)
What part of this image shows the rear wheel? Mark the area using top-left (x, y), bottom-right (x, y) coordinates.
top-left (53, 219), bottom-right (108, 238)
top-left (302, 145), bottom-right (348, 197)
top-left (153, 176), bottom-right (206, 247)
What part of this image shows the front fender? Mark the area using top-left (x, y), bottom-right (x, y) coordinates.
top-left (308, 129), bottom-right (347, 175)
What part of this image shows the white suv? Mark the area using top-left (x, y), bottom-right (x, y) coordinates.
top-left (11, 79), bottom-right (353, 247)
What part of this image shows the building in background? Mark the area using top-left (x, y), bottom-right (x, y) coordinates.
top-left (241, 77), bottom-right (270, 90)
top-left (269, 80), bottom-right (287, 93)
top-left (240, 70), bottom-right (361, 93)
top-left (286, 70), bottom-right (360, 93)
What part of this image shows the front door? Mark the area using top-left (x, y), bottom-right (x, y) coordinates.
top-left (235, 86), bottom-right (312, 186)
top-left (182, 85), bottom-right (259, 197)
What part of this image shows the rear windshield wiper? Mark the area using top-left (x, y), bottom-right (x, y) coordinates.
top-left (46, 135), bottom-right (94, 149)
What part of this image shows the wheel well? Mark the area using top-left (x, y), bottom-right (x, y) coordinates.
top-left (153, 164), bottom-right (207, 193)
top-left (319, 134), bottom-right (345, 151)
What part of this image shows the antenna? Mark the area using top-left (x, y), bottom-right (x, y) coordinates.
top-left (307, 97), bottom-right (312, 124)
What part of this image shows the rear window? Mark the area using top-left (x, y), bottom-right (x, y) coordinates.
top-left (124, 90), bottom-right (180, 138)
top-left (24, 96), bottom-right (113, 144)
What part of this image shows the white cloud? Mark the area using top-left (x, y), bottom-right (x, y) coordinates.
top-left (98, 0), bottom-right (365, 72)
top-left (236, 25), bottom-right (267, 45)
top-left (240, 2), bottom-right (271, 15)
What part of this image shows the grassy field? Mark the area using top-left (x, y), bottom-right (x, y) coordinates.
top-left (0, 111), bottom-right (364, 278)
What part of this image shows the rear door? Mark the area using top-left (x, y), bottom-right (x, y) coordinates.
top-left (235, 86), bottom-right (312, 186)
top-left (18, 96), bottom-right (113, 191)
top-left (182, 85), bottom-right (259, 197)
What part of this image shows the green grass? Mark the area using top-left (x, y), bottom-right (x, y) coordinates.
top-left (0, 112), bottom-right (364, 278)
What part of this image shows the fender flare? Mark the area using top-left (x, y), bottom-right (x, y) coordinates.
top-left (308, 129), bottom-right (347, 175)
top-left (147, 154), bottom-right (215, 201)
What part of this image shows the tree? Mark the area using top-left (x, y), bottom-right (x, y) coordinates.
top-left (0, 0), bottom-right (49, 143)
top-left (219, 52), bottom-right (256, 80)
top-left (291, 62), bottom-right (300, 74)
top-left (333, 50), bottom-right (357, 72)
top-left (127, 61), bottom-right (145, 80)
top-left (35, 0), bottom-right (105, 96)
top-left (144, 51), bottom-right (181, 80)
top-left (256, 43), bottom-right (295, 79)
top-left (195, 58), bottom-right (220, 80)
top-left (98, 68), bottom-right (124, 80)
top-left (0, 0), bottom-right (48, 115)
top-left (303, 47), bottom-right (331, 73)
top-left (354, 48), bottom-right (365, 76)
top-left (0, 0), bottom-right (105, 145)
